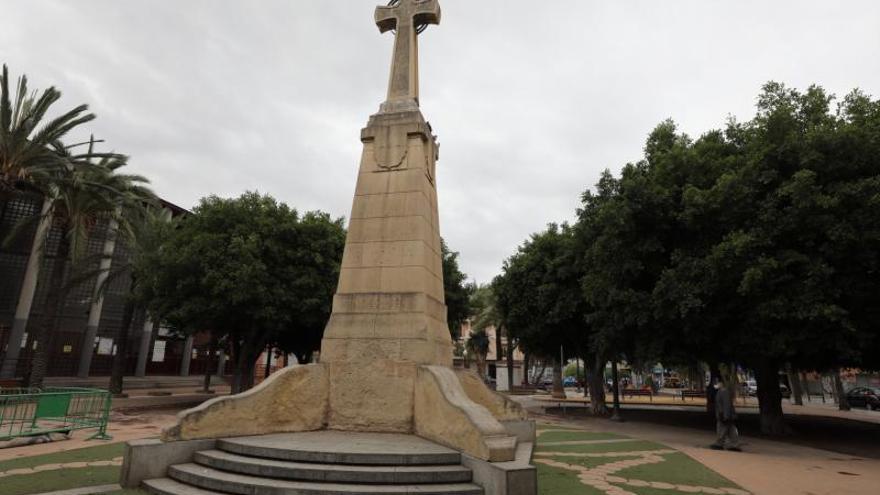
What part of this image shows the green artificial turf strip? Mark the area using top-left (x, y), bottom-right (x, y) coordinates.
top-left (537, 439), bottom-right (667, 453)
top-left (615, 452), bottom-right (739, 488)
top-left (551, 454), bottom-right (642, 469)
top-left (535, 423), bottom-right (579, 431)
top-left (0, 442), bottom-right (124, 472)
top-left (538, 430), bottom-right (627, 443)
top-left (537, 462), bottom-right (604, 495)
top-left (0, 466), bottom-right (120, 495)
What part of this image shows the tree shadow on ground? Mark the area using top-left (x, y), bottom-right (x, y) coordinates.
top-left (545, 406), bottom-right (880, 459)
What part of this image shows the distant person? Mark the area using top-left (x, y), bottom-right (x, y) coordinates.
top-left (710, 380), bottom-right (742, 451)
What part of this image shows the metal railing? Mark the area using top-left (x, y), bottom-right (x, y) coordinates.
top-left (0, 387), bottom-right (112, 441)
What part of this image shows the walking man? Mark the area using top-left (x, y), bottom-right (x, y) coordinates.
top-left (711, 380), bottom-right (742, 451)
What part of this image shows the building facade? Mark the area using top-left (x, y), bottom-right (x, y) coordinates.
top-left (0, 191), bottom-right (220, 380)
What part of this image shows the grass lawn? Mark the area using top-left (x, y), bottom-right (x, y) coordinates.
top-left (537, 439), bottom-right (668, 453)
top-left (537, 463), bottom-right (603, 495)
top-left (615, 452), bottom-right (739, 488)
top-left (537, 430), bottom-right (627, 443)
top-left (551, 454), bottom-right (641, 469)
top-left (0, 442), bottom-right (125, 495)
top-left (0, 442), bottom-right (124, 471)
top-left (535, 421), bottom-right (749, 494)
top-left (2, 466), bottom-right (120, 495)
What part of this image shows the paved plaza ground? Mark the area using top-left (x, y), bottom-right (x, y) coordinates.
top-left (1, 394), bottom-right (878, 495)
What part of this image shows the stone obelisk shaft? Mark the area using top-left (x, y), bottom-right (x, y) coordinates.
top-left (319, 0), bottom-right (449, 432)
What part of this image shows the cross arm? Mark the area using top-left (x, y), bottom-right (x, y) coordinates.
top-left (412, 1), bottom-right (441, 28)
top-left (375, 6), bottom-right (397, 33)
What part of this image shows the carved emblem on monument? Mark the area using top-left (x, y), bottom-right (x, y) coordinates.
top-left (373, 125), bottom-right (409, 170)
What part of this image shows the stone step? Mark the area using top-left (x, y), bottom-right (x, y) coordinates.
top-left (143, 477), bottom-right (226, 495)
top-left (217, 432), bottom-right (461, 466)
top-left (168, 463), bottom-right (484, 495)
top-left (194, 449), bottom-right (473, 484)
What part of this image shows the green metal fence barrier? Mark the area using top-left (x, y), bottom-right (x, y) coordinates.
top-left (0, 387), bottom-right (112, 441)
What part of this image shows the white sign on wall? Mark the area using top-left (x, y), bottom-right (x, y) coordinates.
top-left (152, 341), bottom-right (166, 362)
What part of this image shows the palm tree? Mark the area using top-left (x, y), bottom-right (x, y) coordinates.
top-left (0, 64), bottom-right (95, 191)
top-left (73, 142), bottom-right (156, 378)
top-left (470, 283), bottom-right (517, 388)
top-left (26, 149), bottom-right (153, 388)
top-left (101, 205), bottom-right (171, 395)
top-left (0, 65), bottom-right (97, 380)
top-left (466, 328), bottom-right (490, 379)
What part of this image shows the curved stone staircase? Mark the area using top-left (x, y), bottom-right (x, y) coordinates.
top-left (142, 432), bottom-right (484, 495)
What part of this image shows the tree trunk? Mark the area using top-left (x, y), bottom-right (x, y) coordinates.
top-left (230, 336), bottom-right (243, 394)
top-left (1, 198), bottom-right (52, 380)
top-left (28, 225), bottom-right (72, 389)
top-left (109, 293), bottom-right (138, 396)
top-left (832, 369), bottom-right (850, 411)
top-left (522, 352), bottom-right (530, 385)
top-left (505, 329), bottom-right (515, 392)
top-left (610, 359), bottom-right (622, 421)
top-left (754, 359), bottom-right (789, 435)
top-left (202, 337), bottom-right (216, 393)
top-left (589, 354), bottom-right (609, 416)
top-left (264, 346), bottom-right (273, 379)
top-left (707, 362), bottom-right (721, 417)
top-left (551, 358), bottom-right (566, 399)
top-left (494, 326), bottom-right (503, 367)
top-left (231, 330), bottom-right (266, 393)
top-left (787, 364), bottom-right (804, 406)
top-left (78, 215), bottom-right (118, 378)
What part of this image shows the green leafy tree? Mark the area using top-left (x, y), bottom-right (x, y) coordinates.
top-left (495, 224), bottom-right (589, 401)
top-left (441, 238), bottom-right (473, 338)
top-left (581, 84), bottom-right (880, 433)
top-left (138, 192), bottom-right (345, 393)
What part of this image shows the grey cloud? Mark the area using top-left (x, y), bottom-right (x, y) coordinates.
top-left (3, 0), bottom-right (879, 283)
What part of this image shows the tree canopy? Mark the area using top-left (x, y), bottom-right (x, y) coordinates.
top-left (138, 192), bottom-right (345, 391)
top-left (498, 83), bottom-right (880, 432)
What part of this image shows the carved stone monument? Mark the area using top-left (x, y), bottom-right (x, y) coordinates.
top-left (123, 2), bottom-right (536, 494)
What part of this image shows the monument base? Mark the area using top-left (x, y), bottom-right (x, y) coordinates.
top-left (160, 364), bottom-right (527, 463)
top-left (126, 365), bottom-right (535, 494)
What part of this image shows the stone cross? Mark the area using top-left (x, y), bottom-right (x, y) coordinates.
top-left (375, 0), bottom-right (441, 111)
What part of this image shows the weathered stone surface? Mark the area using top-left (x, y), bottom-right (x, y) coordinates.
top-left (167, 463), bottom-right (484, 495)
top-left (194, 449), bottom-right (472, 484)
top-left (462, 442), bottom-right (536, 495)
top-left (216, 431), bottom-right (461, 466)
top-left (454, 369), bottom-right (529, 422)
top-left (120, 438), bottom-right (216, 488)
top-left (162, 365), bottom-right (328, 441)
top-left (415, 366), bottom-right (517, 462)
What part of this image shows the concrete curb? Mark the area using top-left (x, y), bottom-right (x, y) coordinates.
top-left (30, 484), bottom-right (120, 495)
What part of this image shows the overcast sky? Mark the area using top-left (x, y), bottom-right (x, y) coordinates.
top-left (3, 1), bottom-right (879, 283)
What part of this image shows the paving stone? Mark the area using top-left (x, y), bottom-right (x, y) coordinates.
top-left (4, 468), bottom-right (34, 476)
top-left (649, 481), bottom-right (676, 490)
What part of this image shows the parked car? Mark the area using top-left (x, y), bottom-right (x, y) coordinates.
top-left (745, 379), bottom-right (758, 396)
top-left (563, 376), bottom-right (577, 387)
top-left (740, 379), bottom-right (791, 398)
top-left (846, 387), bottom-right (880, 410)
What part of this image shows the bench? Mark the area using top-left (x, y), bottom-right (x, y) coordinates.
top-left (621, 389), bottom-right (653, 401)
top-left (680, 390), bottom-right (704, 401)
top-left (0, 379), bottom-right (22, 390)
